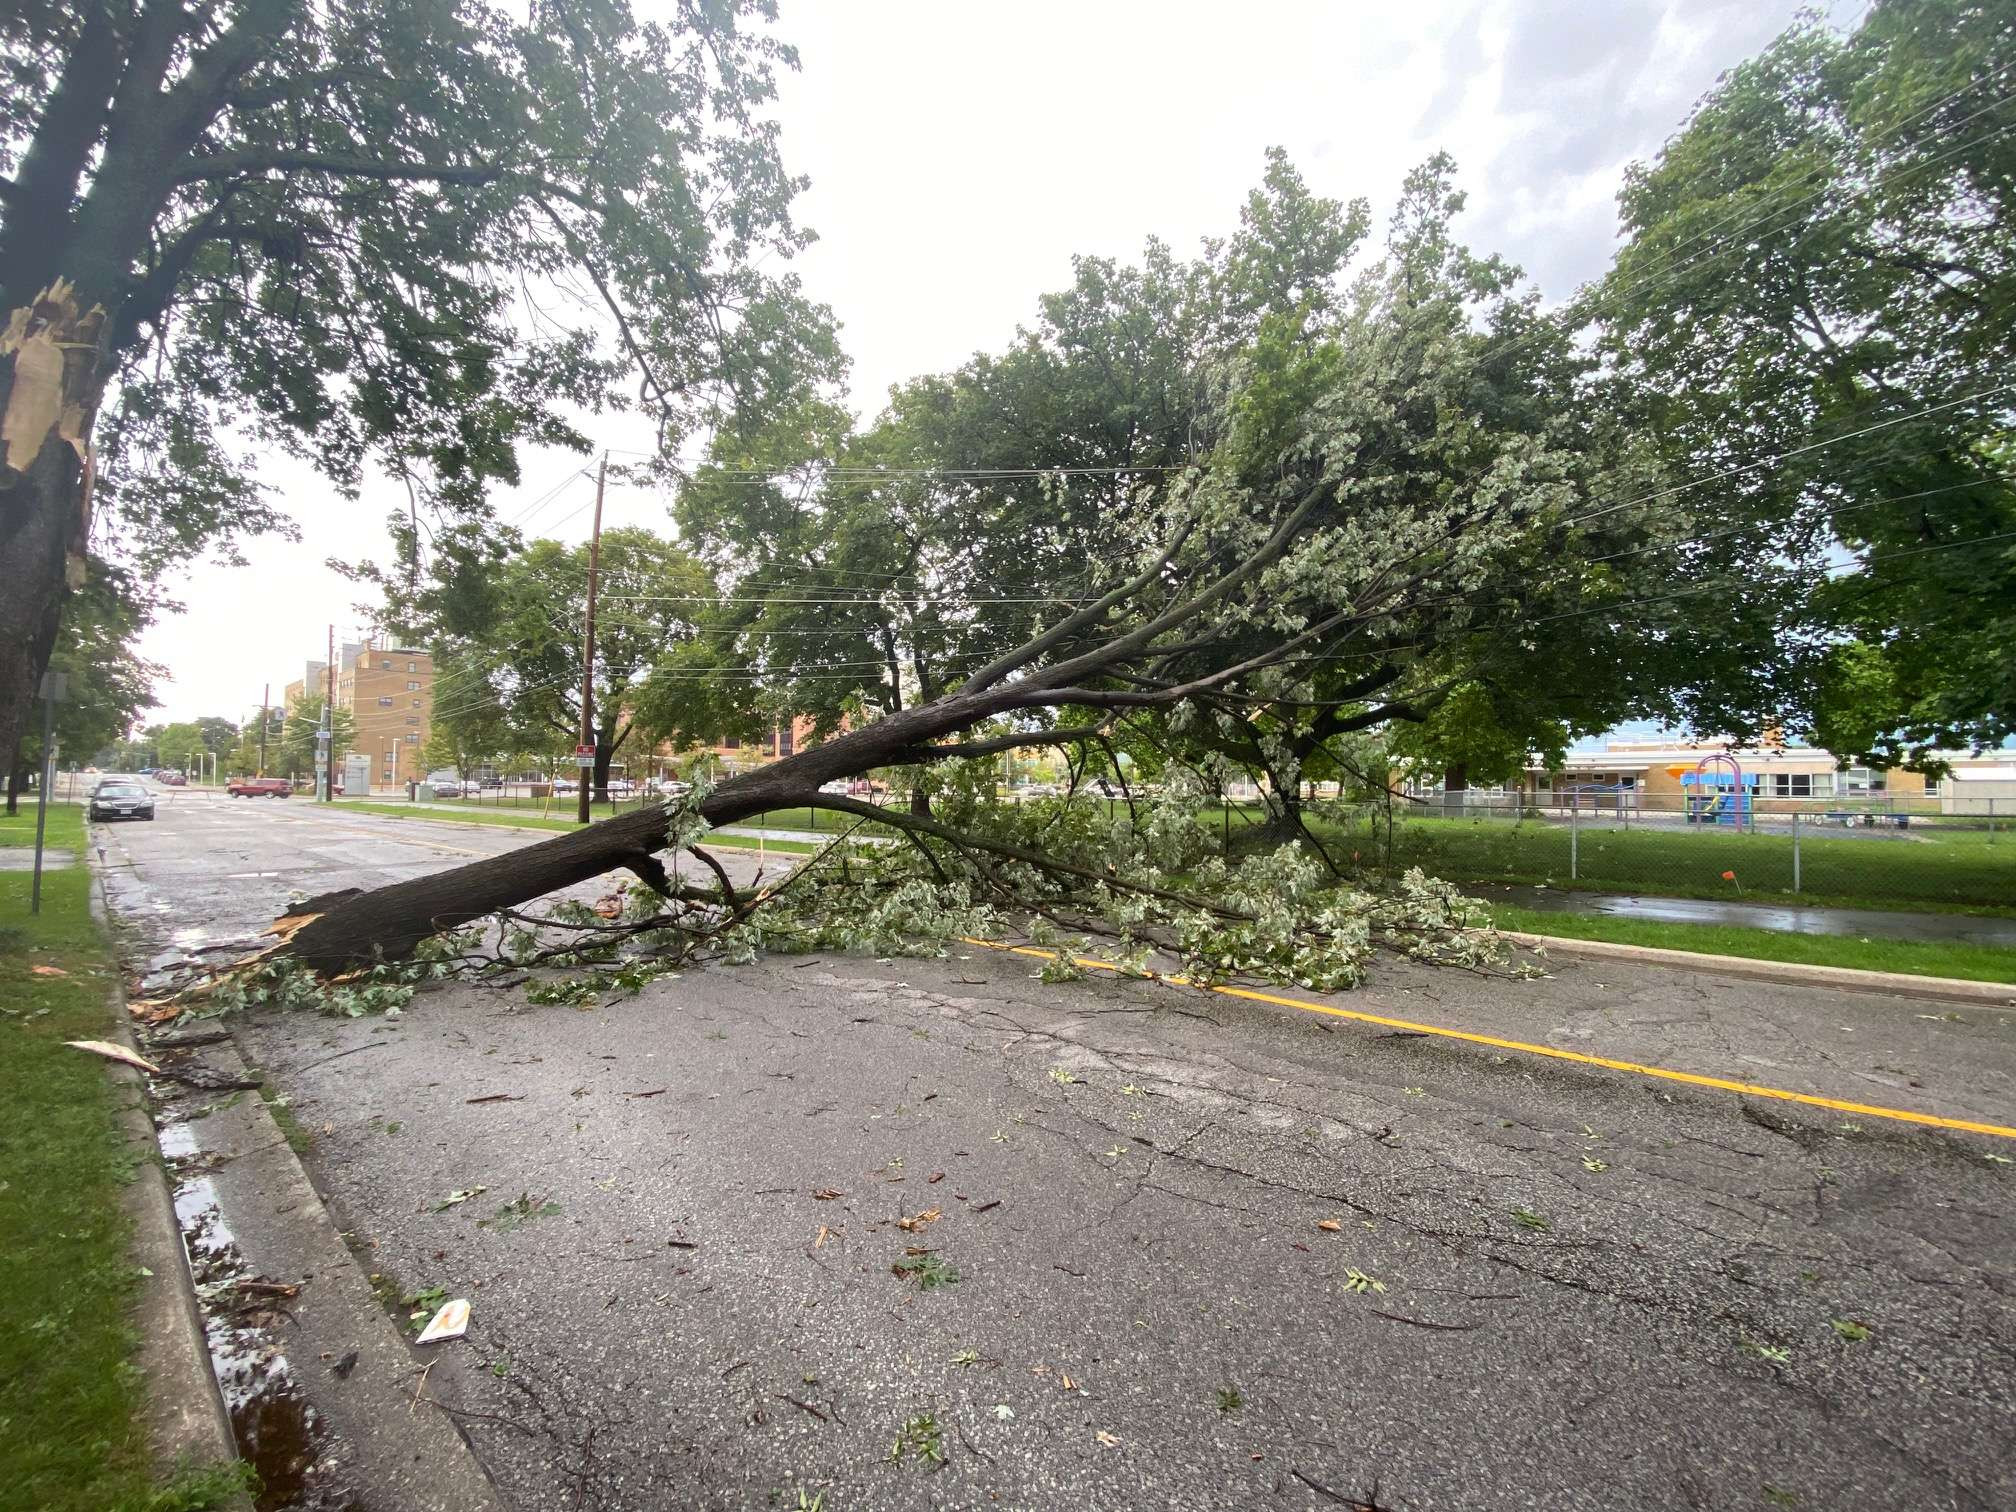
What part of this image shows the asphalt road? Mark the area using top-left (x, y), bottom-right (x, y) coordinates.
top-left (97, 799), bottom-right (2016, 1512)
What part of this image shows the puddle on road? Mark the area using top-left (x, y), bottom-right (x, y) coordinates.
top-left (159, 1118), bottom-right (358, 1512)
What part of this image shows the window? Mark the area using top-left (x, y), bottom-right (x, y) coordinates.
top-left (1843, 766), bottom-right (1886, 795)
top-left (407, 661), bottom-right (417, 673)
top-left (413, 698), bottom-right (422, 707)
top-left (405, 717), bottom-right (419, 726)
top-left (380, 659), bottom-right (392, 670)
top-left (377, 696), bottom-right (393, 707)
top-left (406, 680), bottom-right (420, 690)
top-left (779, 724), bottom-right (795, 757)
top-left (723, 737), bottom-right (740, 750)
top-left (382, 768), bottom-right (393, 781)
top-left (405, 733), bottom-right (419, 743)
top-left (1769, 773), bottom-right (1830, 798)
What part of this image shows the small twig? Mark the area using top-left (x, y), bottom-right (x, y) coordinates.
top-left (1370, 1309), bottom-right (1477, 1333)
top-left (775, 1393), bottom-right (828, 1423)
top-left (409, 1359), bottom-right (433, 1415)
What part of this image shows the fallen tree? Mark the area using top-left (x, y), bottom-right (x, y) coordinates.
top-left (264, 163), bottom-right (1723, 983)
top-left (279, 432), bottom-right (1588, 977)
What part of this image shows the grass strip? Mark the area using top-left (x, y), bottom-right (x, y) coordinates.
top-left (0, 799), bottom-right (84, 850)
top-left (335, 801), bottom-right (820, 854)
top-left (0, 868), bottom-right (250, 1510)
top-left (1487, 903), bottom-right (2016, 985)
top-left (1307, 811), bottom-right (2016, 915)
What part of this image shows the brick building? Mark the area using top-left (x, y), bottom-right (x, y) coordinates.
top-left (334, 641), bottom-right (434, 791)
top-left (644, 715), bottom-right (820, 777)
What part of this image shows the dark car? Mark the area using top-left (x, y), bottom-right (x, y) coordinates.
top-left (89, 781), bottom-right (155, 822)
top-left (227, 777), bottom-right (292, 798)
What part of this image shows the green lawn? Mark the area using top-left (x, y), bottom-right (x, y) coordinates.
top-left (0, 799), bottom-right (84, 850)
top-left (1487, 902), bottom-right (2016, 985)
top-left (1306, 810), bottom-right (2016, 916)
top-left (0, 868), bottom-right (249, 1510)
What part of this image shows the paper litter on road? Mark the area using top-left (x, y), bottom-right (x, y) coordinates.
top-left (414, 1299), bottom-right (471, 1344)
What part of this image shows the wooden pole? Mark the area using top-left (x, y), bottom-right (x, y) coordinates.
top-left (576, 453), bottom-right (608, 825)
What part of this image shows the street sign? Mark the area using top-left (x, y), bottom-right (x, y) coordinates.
top-left (575, 754), bottom-right (595, 767)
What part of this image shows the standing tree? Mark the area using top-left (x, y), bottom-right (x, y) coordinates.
top-left (1601, 0), bottom-right (2016, 763)
top-left (0, 0), bottom-right (838, 798)
top-left (420, 528), bottom-right (714, 803)
top-left (4, 560), bottom-right (157, 810)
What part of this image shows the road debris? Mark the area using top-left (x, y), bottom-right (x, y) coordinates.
top-left (414, 1299), bottom-right (470, 1344)
top-left (64, 1039), bottom-right (160, 1074)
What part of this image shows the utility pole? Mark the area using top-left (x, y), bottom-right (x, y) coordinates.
top-left (576, 452), bottom-right (608, 825)
top-left (319, 624), bottom-right (335, 801)
top-left (259, 683), bottom-right (270, 776)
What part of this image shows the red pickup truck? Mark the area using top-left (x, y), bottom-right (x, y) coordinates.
top-left (227, 777), bottom-right (292, 798)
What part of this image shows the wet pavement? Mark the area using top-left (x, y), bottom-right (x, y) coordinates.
top-left (94, 801), bottom-right (2016, 1512)
top-left (1478, 883), bottom-right (2016, 947)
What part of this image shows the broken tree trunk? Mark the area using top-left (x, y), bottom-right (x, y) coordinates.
top-left (276, 685), bottom-right (1020, 972)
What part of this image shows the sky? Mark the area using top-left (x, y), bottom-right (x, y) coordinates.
top-left (134, 0), bottom-right (1862, 726)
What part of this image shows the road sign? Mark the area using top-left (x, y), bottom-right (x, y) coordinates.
top-left (575, 754), bottom-right (595, 768)
top-left (574, 744), bottom-right (593, 756)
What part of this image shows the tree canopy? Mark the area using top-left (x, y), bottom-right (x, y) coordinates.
top-left (0, 0), bottom-right (838, 776)
top-left (1601, 0), bottom-right (2016, 764)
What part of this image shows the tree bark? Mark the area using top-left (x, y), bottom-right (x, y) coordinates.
top-left (0, 286), bottom-right (107, 774)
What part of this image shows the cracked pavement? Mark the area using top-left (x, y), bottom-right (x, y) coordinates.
top-left (100, 798), bottom-right (2016, 1510)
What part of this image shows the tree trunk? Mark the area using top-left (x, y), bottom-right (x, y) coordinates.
top-left (0, 285), bottom-right (110, 777)
top-left (5, 751), bottom-right (23, 816)
top-left (592, 743), bottom-right (613, 806)
top-left (277, 686), bottom-right (1016, 972)
top-left (1441, 762), bottom-right (1468, 819)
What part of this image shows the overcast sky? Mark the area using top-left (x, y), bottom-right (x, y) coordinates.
top-left (136, 0), bottom-right (1858, 727)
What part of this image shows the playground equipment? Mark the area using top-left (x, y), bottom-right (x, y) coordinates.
top-left (1680, 754), bottom-right (1754, 827)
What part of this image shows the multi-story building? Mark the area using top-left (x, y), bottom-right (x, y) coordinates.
top-left (281, 661), bottom-right (328, 715)
top-left (334, 641), bottom-right (434, 792)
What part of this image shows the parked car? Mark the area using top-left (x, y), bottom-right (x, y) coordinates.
top-left (157, 771), bottom-right (187, 786)
top-left (552, 778), bottom-right (578, 795)
top-left (90, 781), bottom-right (155, 821)
top-left (226, 777), bottom-right (291, 798)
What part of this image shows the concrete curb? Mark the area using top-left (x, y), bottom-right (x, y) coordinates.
top-left (1501, 929), bottom-right (2016, 1005)
top-left (88, 881), bottom-right (249, 1504)
top-left (91, 851), bottom-right (506, 1512)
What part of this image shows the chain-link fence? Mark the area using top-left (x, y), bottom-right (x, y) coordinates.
top-left (1305, 793), bottom-right (2011, 913)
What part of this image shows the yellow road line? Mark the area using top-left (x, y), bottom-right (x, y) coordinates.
top-left (959, 939), bottom-right (2016, 1143)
